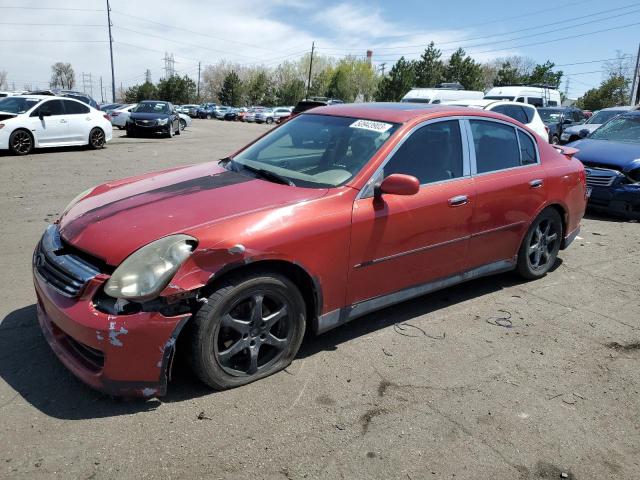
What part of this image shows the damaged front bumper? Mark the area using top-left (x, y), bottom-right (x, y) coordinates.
top-left (34, 270), bottom-right (190, 398)
top-left (588, 183), bottom-right (640, 220)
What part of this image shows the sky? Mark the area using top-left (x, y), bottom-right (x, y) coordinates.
top-left (0, 0), bottom-right (638, 101)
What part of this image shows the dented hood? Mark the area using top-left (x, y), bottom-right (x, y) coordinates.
top-left (59, 162), bottom-right (327, 265)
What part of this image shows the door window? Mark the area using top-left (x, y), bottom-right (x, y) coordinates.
top-left (383, 120), bottom-right (463, 184)
top-left (470, 120), bottom-right (521, 173)
top-left (515, 97), bottom-right (525, 103)
top-left (527, 97), bottom-right (543, 107)
top-left (31, 99), bottom-right (65, 117)
top-left (63, 100), bottom-right (90, 114)
top-left (491, 104), bottom-right (528, 124)
top-left (517, 130), bottom-right (537, 165)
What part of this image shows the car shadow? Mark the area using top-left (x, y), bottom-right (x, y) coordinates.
top-left (584, 210), bottom-right (635, 223)
top-left (0, 267), bottom-right (555, 420)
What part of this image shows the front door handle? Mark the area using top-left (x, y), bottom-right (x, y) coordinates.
top-left (448, 195), bottom-right (469, 207)
top-left (59, 119), bottom-right (67, 124)
top-left (529, 179), bottom-right (544, 188)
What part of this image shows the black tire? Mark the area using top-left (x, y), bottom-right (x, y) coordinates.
top-left (166, 126), bottom-right (174, 138)
top-left (8, 129), bottom-right (33, 155)
top-left (206, 114), bottom-right (212, 119)
top-left (88, 127), bottom-right (106, 149)
top-left (266, 117), bottom-right (274, 124)
top-left (516, 208), bottom-right (563, 280)
top-left (551, 135), bottom-right (559, 145)
top-left (187, 271), bottom-right (306, 390)
top-left (117, 126), bottom-right (124, 130)
top-left (179, 118), bottom-right (187, 130)
top-left (175, 121), bottom-right (181, 136)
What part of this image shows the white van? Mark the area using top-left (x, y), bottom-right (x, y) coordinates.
top-left (401, 88), bottom-right (484, 104)
top-left (484, 86), bottom-right (561, 107)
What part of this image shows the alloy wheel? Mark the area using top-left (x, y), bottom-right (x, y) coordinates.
top-left (527, 219), bottom-right (558, 271)
top-left (11, 131), bottom-right (32, 155)
top-left (214, 292), bottom-right (292, 376)
top-left (90, 128), bottom-right (105, 148)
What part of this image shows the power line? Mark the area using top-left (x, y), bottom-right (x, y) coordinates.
top-left (0, 39), bottom-right (107, 43)
top-left (0, 6), bottom-right (104, 11)
top-left (0, 22), bottom-right (104, 27)
top-left (555, 56), bottom-right (632, 67)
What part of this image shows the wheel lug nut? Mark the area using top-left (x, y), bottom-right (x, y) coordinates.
top-left (250, 340), bottom-right (256, 347)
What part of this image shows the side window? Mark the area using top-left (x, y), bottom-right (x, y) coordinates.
top-left (31, 99), bottom-right (65, 117)
top-left (63, 100), bottom-right (90, 114)
top-left (383, 120), bottom-right (463, 184)
top-left (548, 100), bottom-right (558, 107)
top-left (470, 120), bottom-right (520, 173)
top-left (527, 97), bottom-right (543, 107)
top-left (521, 105), bottom-right (534, 123)
top-left (518, 130), bottom-right (537, 165)
top-left (515, 97), bottom-right (525, 103)
top-left (492, 104), bottom-right (528, 124)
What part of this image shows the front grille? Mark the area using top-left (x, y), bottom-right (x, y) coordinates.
top-left (135, 120), bottom-right (156, 126)
top-left (585, 167), bottom-right (619, 187)
top-left (34, 225), bottom-right (100, 297)
top-left (64, 334), bottom-right (104, 372)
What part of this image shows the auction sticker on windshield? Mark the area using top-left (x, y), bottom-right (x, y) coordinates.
top-left (350, 119), bottom-right (393, 133)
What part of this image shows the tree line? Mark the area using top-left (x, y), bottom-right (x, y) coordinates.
top-left (25, 49), bottom-right (635, 111)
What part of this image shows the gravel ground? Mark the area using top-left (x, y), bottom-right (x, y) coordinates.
top-left (1, 120), bottom-right (639, 479)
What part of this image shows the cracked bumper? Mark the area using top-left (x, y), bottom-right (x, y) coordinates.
top-left (34, 270), bottom-right (190, 397)
top-left (588, 184), bottom-right (640, 219)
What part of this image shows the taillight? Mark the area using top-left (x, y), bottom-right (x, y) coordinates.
top-left (103, 114), bottom-right (111, 121)
top-left (111, 112), bottom-right (120, 117)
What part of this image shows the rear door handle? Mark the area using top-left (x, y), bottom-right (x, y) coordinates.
top-left (529, 179), bottom-right (544, 188)
top-left (448, 195), bottom-right (469, 207)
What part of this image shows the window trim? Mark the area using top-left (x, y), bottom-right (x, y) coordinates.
top-left (464, 117), bottom-right (540, 177)
top-left (358, 117), bottom-right (472, 199)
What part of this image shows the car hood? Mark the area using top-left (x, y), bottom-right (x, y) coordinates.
top-left (563, 124), bottom-right (600, 135)
top-left (568, 138), bottom-right (640, 172)
top-left (129, 112), bottom-right (170, 120)
top-left (59, 162), bottom-right (328, 265)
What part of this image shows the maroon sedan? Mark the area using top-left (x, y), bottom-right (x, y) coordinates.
top-left (33, 103), bottom-right (587, 396)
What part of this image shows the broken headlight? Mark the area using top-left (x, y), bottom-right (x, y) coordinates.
top-left (104, 235), bottom-right (196, 301)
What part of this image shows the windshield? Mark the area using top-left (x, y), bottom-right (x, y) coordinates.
top-left (589, 115), bottom-right (640, 144)
top-left (484, 95), bottom-right (515, 101)
top-left (0, 97), bottom-right (41, 114)
top-left (231, 114), bottom-right (400, 187)
top-left (134, 102), bottom-right (170, 114)
top-left (401, 98), bottom-right (430, 103)
top-left (538, 109), bottom-right (563, 123)
top-left (587, 110), bottom-right (625, 125)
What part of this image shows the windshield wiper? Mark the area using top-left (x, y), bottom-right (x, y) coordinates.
top-left (219, 157), bottom-right (295, 186)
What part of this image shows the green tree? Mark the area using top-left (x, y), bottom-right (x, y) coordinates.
top-left (123, 81), bottom-right (158, 103)
top-left (526, 61), bottom-right (562, 88)
top-left (245, 70), bottom-right (271, 106)
top-left (576, 74), bottom-right (631, 110)
top-left (308, 69), bottom-right (331, 98)
top-left (414, 42), bottom-right (444, 88)
top-left (375, 57), bottom-right (415, 101)
top-left (494, 61), bottom-right (524, 86)
top-left (156, 74), bottom-right (196, 104)
top-left (443, 48), bottom-right (483, 90)
top-left (276, 78), bottom-right (305, 105)
top-left (218, 71), bottom-right (243, 106)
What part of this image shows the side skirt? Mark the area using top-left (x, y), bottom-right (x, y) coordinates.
top-left (315, 259), bottom-right (515, 335)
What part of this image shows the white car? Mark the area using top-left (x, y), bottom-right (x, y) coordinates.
top-left (178, 112), bottom-right (191, 130)
top-left (443, 99), bottom-right (548, 141)
top-left (110, 103), bottom-right (137, 129)
top-left (0, 95), bottom-right (112, 155)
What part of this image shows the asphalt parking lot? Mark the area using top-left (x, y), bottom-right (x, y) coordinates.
top-left (1, 119), bottom-right (639, 479)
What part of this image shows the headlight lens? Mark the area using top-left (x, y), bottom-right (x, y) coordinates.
top-left (157, 118), bottom-right (168, 125)
top-left (104, 235), bottom-right (196, 300)
top-left (63, 186), bottom-right (94, 215)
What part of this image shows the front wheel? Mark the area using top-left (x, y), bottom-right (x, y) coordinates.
top-left (8, 129), bottom-right (33, 155)
top-left (266, 117), bottom-right (274, 125)
top-left (187, 271), bottom-right (306, 390)
top-left (516, 209), bottom-right (563, 280)
top-left (88, 127), bottom-right (106, 149)
top-left (179, 118), bottom-right (187, 130)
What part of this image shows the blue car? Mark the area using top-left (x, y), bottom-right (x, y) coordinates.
top-left (197, 103), bottom-right (217, 119)
top-left (567, 111), bottom-right (640, 219)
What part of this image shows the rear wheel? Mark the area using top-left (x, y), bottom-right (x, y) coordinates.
top-left (8, 129), bottom-right (33, 155)
top-left (88, 127), bottom-right (106, 149)
top-left (516, 209), bottom-right (563, 280)
top-left (187, 271), bottom-right (306, 390)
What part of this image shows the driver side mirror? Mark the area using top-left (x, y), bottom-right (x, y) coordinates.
top-left (374, 174), bottom-right (420, 198)
top-left (578, 129), bottom-right (590, 139)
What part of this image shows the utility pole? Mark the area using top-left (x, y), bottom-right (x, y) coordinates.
top-left (564, 76), bottom-right (570, 104)
top-left (631, 43), bottom-right (640, 106)
top-left (306, 41), bottom-right (314, 99)
top-left (379, 63), bottom-right (386, 76)
top-left (106, 0), bottom-right (116, 102)
top-left (100, 76), bottom-right (104, 102)
top-left (197, 61), bottom-right (201, 102)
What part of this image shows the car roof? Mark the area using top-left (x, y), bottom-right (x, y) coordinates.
top-left (600, 106), bottom-right (633, 111)
top-left (306, 102), bottom-right (491, 123)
